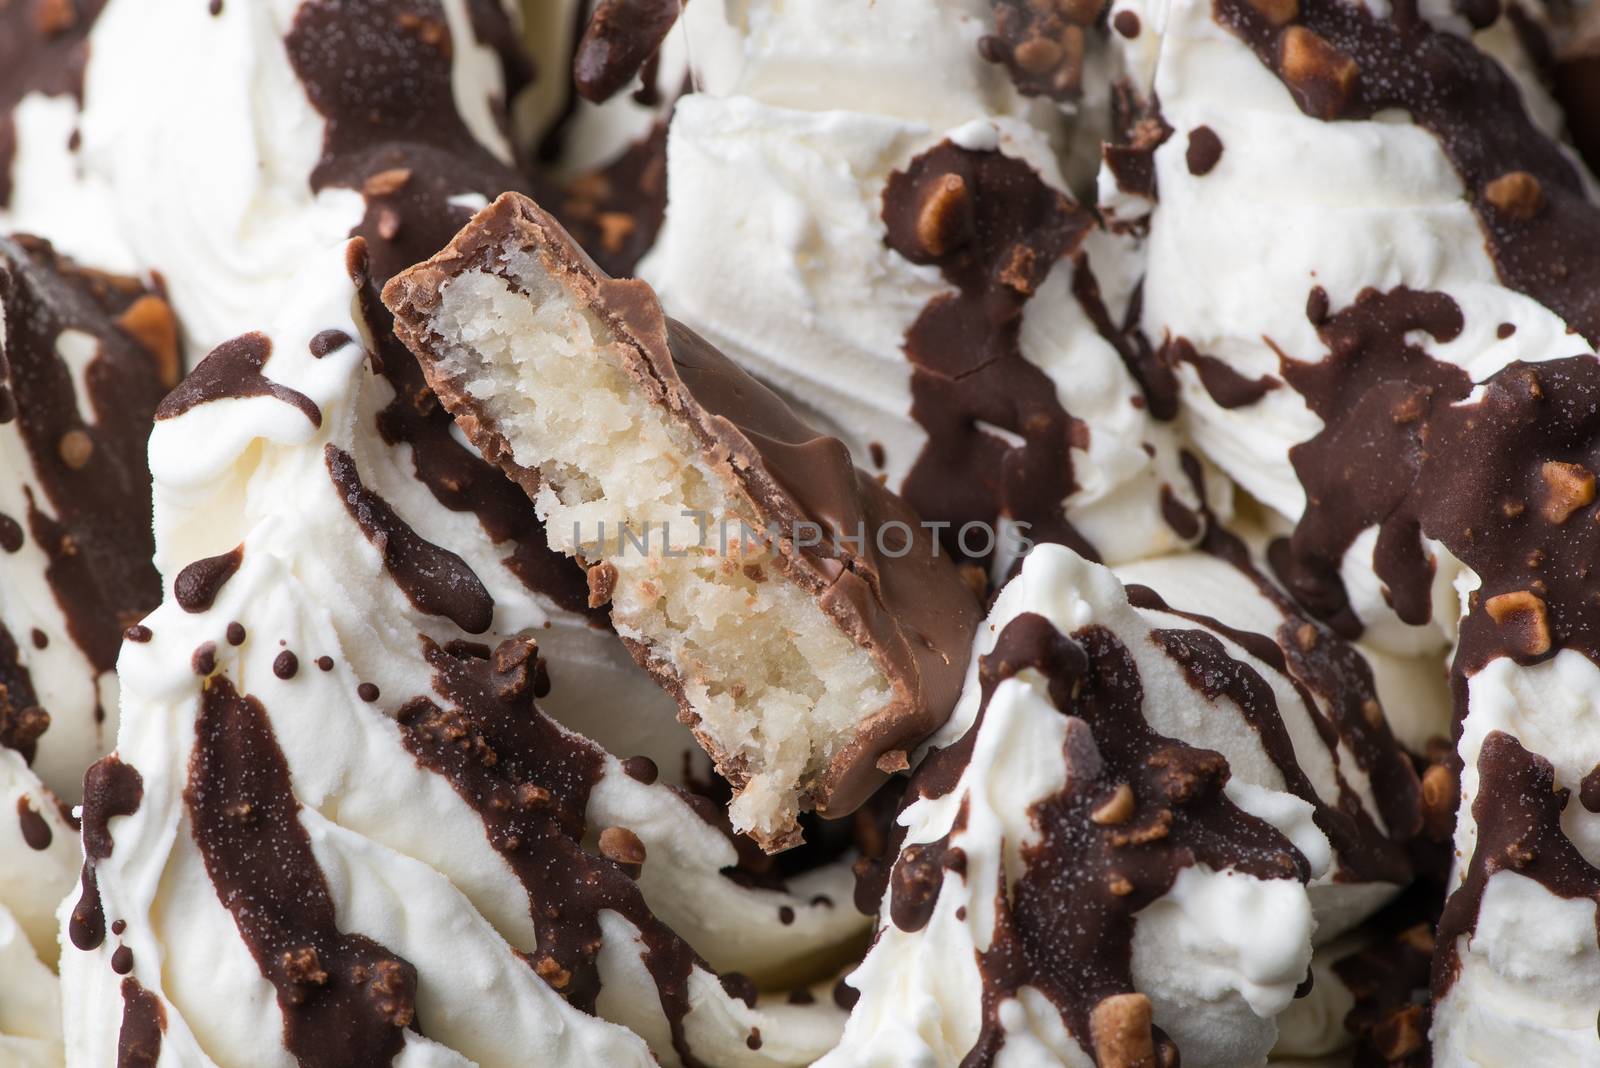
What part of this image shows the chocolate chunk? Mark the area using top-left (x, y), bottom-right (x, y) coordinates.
top-left (174, 547), bottom-right (244, 614)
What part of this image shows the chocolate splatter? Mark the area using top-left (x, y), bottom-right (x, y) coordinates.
top-left (117, 976), bottom-right (165, 1068)
top-left (882, 140), bottom-right (1098, 563)
top-left (186, 675), bottom-right (419, 1065)
top-left (1162, 335), bottom-right (1279, 408)
top-left (1103, 80), bottom-right (1174, 201)
top-left (16, 793), bottom-right (51, 849)
top-left (1185, 125), bottom-right (1224, 175)
top-left (325, 444), bottom-right (494, 634)
top-left (1215, 0), bottom-right (1600, 344)
top-left (69, 755), bottom-right (143, 951)
top-left (173, 546), bottom-right (244, 613)
top-left (156, 332), bottom-right (322, 427)
top-left (397, 636), bottom-right (712, 1067)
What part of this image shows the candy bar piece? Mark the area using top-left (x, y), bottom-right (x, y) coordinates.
top-left (384, 192), bottom-right (981, 849)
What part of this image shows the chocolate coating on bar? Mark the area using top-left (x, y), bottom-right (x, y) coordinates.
top-left (0, 0), bottom-right (108, 205)
top-left (0, 236), bottom-right (168, 681)
top-left (186, 676), bottom-right (420, 1066)
top-left (283, 0), bottom-right (597, 620)
top-left (324, 444), bottom-right (495, 634)
top-left (573, 0), bottom-right (684, 104)
top-left (881, 140), bottom-right (1099, 563)
top-left (1215, 0), bottom-right (1600, 344)
top-left (886, 613), bottom-right (1306, 1066)
top-left (382, 191), bottom-right (982, 823)
top-left (398, 636), bottom-right (713, 1067)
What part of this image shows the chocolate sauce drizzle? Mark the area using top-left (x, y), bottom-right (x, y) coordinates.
top-left (156, 332), bottom-right (321, 427)
top-left (0, 235), bottom-right (167, 680)
top-left (1214, 0), bottom-right (1600, 344)
top-left (396, 636), bottom-right (711, 1066)
top-left (1434, 731), bottom-right (1600, 998)
top-left (572, 0), bottom-right (684, 104)
top-left (881, 140), bottom-right (1098, 563)
top-left (283, 0), bottom-right (595, 619)
top-left (117, 976), bottom-right (166, 1068)
top-left (69, 755), bottom-right (143, 952)
top-left (0, 622), bottom-right (47, 761)
top-left (885, 613), bottom-right (1307, 1066)
top-left (186, 675), bottom-right (420, 1066)
top-left (324, 444), bottom-right (495, 634)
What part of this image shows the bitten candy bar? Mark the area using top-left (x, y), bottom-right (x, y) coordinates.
top-left (384, 192), bottom-right (982, 850)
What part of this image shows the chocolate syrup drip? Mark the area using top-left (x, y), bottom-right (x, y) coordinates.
top-left (0, 236), bottom-right (167, 678)
top-left (117, 976), bottom-right (165, 1068)
top-left (0, 0), bottom-right (108, 205)
top-left (324, 444), bottom-right (495, 634)
top-left (1434, 732), bottom-right (1600, 999)
top-left (157, 332), bottom-right (321, 427)
top-left (16, 793), bottom-right (51, 849)
top-left (0, 622), bottom-right (47, 761)
top-left (1271, 287), bottom-right (1471, 635)
top-left (1103, 79), bottom-right (1173, 201)
top-left (69, 755), bottom-right (143, 951)
top-left (1215, 0), bottom-right (1600, 344)
top-left (973, 617), bottom-right (1306, 1065)
top-left (1161, 335), bottom-right (1280, 408)
top-left (283, 0), bottom-right (596, 620)
top-left (186, 675), bottom-right (420, 1066)
top-left (396, 636), bottom-right (709, 1067)
top-left (881, 140), bottom-right (1098, 563)
top-left (173, 545), bottom-right (244, 613)
top-left (1072, 271), bottom-right (1179, 420)
top-left (882, 613), bottom-right (1306, 1065)
top-left (1332, 900), bottom-right (1435, 1067)
top-left (572, 0), bottom-right (684, 104)
top-left (1151, 625), bottom-right (1410, 882)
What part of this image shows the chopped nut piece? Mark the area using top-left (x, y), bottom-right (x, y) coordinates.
top-left (116, 294), bottom-right (181, 388)
top-left (1090, 782), bottom-right (1136, 826)
top-left (1373, 1003), bottom-right (1427, 1060)
top-left (1484, 171), bottom-right (1543, 221)
top-left (362, 167), bottom-right (413, 197)
top-left (1361, 697), bottom-right (1383, 729)
top-left (1090, 992), bottom-right (1158, 1068)
top-left (1013, 36), bottom-right (1064, 74)
top-left (1247, 0), bottom-right (1298, 25)
top-left (281, 946), bottom-right (329, 986)
top-left (59, 430), bottom-right (94, 469)
top-left (35, 0), bottom-right (77, 34)
top-left (1420, 762), bottom-right (1458, 840)
top-left (1539, 460), bottom-right (1595, 523)
top-left (599, 825), bottom-right (647, 868)
top-left (1279, 27), bottom-right (1359, 119)
top-left (1107, 873), bottom-right (1135, 896)
top-left (534, 954), bottom-right (571, 989)
top-left (917, 173), bottom-right (971, 257)
top-left (597, 211), bottom-right (636, 253)
top-left (875, 749), bottom-right (910, 774)
top-left (586, 561), bottom-right (619, 608)
top-left (1483, 590), bottom-right (1552, 656)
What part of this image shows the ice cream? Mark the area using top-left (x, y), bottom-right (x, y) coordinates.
top-left (1106, 0), bottom-right (1598, 656)
top-left (60, 237), bottom-right (876, 1067)
top-left (638, 0), bottom-right (1213, 579)
top-left (383, 191), bottom-right (983, 849)
top-left (823, 541), bottom-right (1419, 1067)
top-left (0, 745), bottom-right (78, 1067)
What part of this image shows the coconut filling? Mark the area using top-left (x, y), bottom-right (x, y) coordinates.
top-left (428, 256), bottom-right (894, 845)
